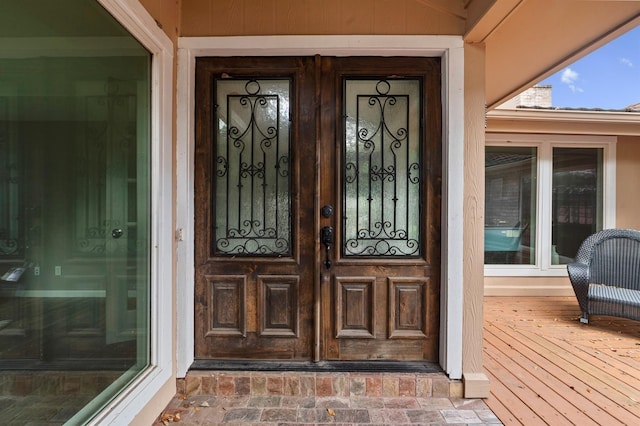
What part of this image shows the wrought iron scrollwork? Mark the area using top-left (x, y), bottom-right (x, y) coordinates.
top-left (214, 79), bottom-right (291, 256)
top-left (72, 79), bottom-right (138, 257)
top-left (343, 78), bottom-right (422, 257)
top-left (0, 232), bottom-right (18, 256)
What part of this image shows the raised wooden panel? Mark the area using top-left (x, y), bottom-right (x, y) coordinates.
top-left (388, 277), bottom-right (430, 339)
top-left (258, 275), bottom-right (298, 337)
top-left (335, 276), bottom-right (376, 338)
top-left (64, 298), bottom-right (104, 335)
top-left (206, 275), bottom-right (246, 337)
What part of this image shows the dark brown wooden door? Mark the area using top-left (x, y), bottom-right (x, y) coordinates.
top-left (194, 57), bottom-right (317, 360)
top-left (319, 57), bottom-right (441, 361)
top-left (194, 56), bottom-right (441, 362)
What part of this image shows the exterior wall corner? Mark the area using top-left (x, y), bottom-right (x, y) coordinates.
top-left (462, 42), bottom-right (487, 381)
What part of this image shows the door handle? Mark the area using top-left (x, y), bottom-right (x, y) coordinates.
top-left (321, 226), bottom-right (334, 270)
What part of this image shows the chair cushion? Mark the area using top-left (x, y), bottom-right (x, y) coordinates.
top-left (588, 284), bottom-right (640, 320)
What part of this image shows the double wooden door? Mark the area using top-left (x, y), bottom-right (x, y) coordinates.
top-left (194, 56), bottom-right (441, 362)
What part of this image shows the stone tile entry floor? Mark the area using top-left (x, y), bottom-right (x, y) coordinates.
top-left (156, 393), bottom-right (501, 425)
top-left (154, 371), bottom-right (503, 425)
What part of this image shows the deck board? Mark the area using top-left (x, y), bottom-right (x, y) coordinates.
top-left (485, 327), bottom-right (612, 425)
top-left (484, 348), bottom-right (577, 425)
top-left (486, 323), bottom-right (637, 425)
top-left (484, 365), bottom-right (544, 425)
top-left (484, 297), bottom-right (640, 426)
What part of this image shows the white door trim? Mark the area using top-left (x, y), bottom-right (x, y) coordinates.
top-left (176, 35), bottom-right (464, 379)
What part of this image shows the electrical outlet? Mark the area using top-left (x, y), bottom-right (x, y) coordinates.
top-left (34, 266), bottom-right (40, 276)
top-left (54, 266), bottom-right (62, 276)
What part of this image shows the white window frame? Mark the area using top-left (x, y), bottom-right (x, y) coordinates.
top-left (484, 133), bottom-right (616, 277)
top-left (0, 1), bottom-right (174, 422)
top-left (85, 1), bottom-right (174, 425)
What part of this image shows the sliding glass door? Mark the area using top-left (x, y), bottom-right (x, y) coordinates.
top-left (0, 1), bottom-right (151, 423)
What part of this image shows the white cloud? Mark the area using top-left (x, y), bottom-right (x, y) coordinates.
top-left (560, 67), bottom-right (583, 93)
top-left (561, 68), bottom-right (578, 84)
top-left (620, 57), bottom-right (633, 67)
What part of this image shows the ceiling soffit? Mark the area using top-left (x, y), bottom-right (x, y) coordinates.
top-left (417, 0), bottom-right (467, 21)
top-left (464, 0), bottom-right (640, 109)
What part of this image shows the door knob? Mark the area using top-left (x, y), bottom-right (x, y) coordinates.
top-left (111, 228), bottom-right (124, 239)
top-left (321, 205), bottom-right (334, 218)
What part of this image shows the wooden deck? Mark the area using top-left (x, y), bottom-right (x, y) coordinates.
top-left (484, 296), bottom-right (640, 425)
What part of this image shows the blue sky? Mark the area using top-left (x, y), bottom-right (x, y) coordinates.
top-left (539, 25), bottom-right (640, 109)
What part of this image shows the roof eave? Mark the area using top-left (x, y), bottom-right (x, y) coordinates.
top-left (473, 1), bottom-right (640, 109)
top-left (487, 108), bottom-right (640, 136)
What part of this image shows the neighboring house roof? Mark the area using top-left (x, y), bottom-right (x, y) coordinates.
top-left (494, 81), bottom-right (640, 115)
top-left (487, 91), bottom-right (640, 136)
top-left (627, 102), bottom-right (640, 112)
top-left (516, 105), bottom-right (640, 113)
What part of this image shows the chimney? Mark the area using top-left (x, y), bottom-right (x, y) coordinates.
top-left (514, 85), bottom-right (552, 108)
top-left (497, 85), bottom-right (552, 109)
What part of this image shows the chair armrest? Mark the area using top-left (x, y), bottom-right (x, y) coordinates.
top-left (567, 262), bottom-right (590, 312)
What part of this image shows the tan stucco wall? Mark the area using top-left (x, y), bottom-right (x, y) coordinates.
top-left (484, 276), bottom-right (572, 297)
top-left (139, 0), bottom-right (180, 41)
top-left (616, 135), bottom-right (640, 229)
top-left (179, 0), bottom-right (465, 36)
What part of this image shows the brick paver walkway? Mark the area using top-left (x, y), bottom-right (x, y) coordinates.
top-left (154, 371), bottom-right (502, 425)
top-left (157, 393), bottom-right (500, 425)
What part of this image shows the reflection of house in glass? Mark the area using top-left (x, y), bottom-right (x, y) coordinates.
top-left (485, 129), bottom-right (605, 266)
top-left (485, 147), bottom-right (536, 264)
top-left (552, 149), bottom-right (602, 264)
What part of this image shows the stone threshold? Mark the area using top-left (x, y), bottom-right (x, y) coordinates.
top-left (190, 359), bottom-right (441, 373)
top-left (179, 370), bottom-right (463, 399)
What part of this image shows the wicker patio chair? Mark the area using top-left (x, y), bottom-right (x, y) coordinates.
top-left (567, 228), bottom-right (640, 324)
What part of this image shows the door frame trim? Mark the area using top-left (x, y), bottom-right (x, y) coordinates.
top-left (176, 35), bottom-right (465, 379)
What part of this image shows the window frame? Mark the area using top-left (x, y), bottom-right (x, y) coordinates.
top-left (0, 0), bottom-right (174, 423)
top-left (85, 1), bottom-right (174, 424)
top-left (484, 133), bottom-right (616, 277)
